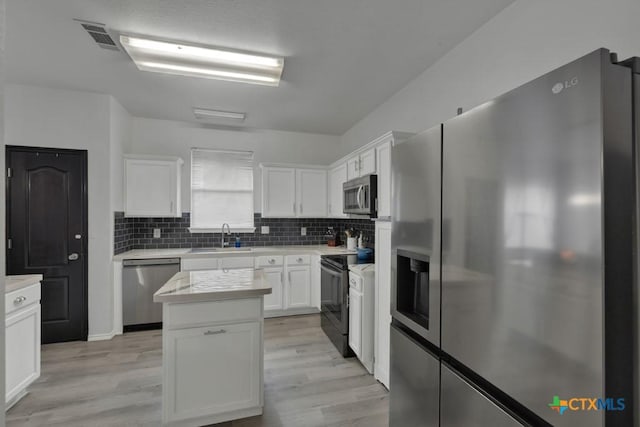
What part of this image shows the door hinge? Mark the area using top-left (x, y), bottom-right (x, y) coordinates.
top-left (7, 239), bottom-right (11, 250)
top-left (6, 168), bottom-right (11, 178)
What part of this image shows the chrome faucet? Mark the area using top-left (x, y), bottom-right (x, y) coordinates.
top-left (221, 223), bottom-right (231, 248)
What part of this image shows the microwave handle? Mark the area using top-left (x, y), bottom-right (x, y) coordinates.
top-left (356, 185), bottom-right (363, 209)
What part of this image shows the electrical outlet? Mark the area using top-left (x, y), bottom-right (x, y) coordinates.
top-left (153, 228), bottom-right (161, 238)
top-left (301, 227), bottom-right (307, 236)
top-left (261, 226), bottom-right (270, 234)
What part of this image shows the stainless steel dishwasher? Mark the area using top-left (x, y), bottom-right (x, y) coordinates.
top-left (122, 258), bottom-right (180, 331)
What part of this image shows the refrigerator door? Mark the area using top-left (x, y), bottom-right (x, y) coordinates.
top-left (391, 125), bottom-right (441, 346)
top-left (441, 49), bottom-right (633, 426)
top-left (389, 323), bottom-right (440, 427)
top-left (441, 365), bottom-right (523, 427)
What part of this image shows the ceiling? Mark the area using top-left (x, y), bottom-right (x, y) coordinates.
top-left (6, 0), bottom-right (514, 135)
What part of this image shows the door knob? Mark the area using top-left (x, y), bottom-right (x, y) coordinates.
top-left (68, 253), bottom-right (79, 261)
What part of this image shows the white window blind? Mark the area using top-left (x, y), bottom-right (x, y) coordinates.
top-left (190, 149), bottom-right (254, 231)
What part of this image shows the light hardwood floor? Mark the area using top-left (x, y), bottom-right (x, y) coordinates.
top-left (7, 314), bottom-right (389, 427)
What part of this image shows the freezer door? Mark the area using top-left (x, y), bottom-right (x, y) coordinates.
top-left (391, 125), bottom-right (441, 346)
top-left (441, 49), bottom-right (633, 426)
top-left (441, 365), bottom-right (523, 427)
top-left (389, 323), bottom-right (439, 427)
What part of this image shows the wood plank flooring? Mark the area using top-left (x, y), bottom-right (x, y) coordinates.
top-left (7, 314), bottom-right (389, 427)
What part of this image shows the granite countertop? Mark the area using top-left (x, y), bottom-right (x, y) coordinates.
top-left (114, 245), bottom-right (357, 261)
top-left (154, 268), bottom-right (271, 303)
top-left (6, 274), bottom-right (43, 293)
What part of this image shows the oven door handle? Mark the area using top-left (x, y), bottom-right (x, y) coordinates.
top-left (321, 263), bottom-right (344, 278)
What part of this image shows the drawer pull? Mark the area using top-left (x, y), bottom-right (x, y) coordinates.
top-left (204, 329), bottom-right (226, 336)
top-left (13, 296), bottom-right (27, 305)
top-left (268, 259), bottom-right (275, 264)
top-left (297, 258), bottom-right (303, 263)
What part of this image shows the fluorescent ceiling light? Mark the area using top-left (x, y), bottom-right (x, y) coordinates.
top-left (193, 108), bottom-right (246, 121)
top-left (120, 34), bottom-right (284, 86)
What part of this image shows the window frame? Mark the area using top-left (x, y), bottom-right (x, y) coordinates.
top-left (188, 148), bottom-right (256, 233)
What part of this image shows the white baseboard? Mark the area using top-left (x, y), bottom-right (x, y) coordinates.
top-left (87, 331), bottom-right (116, 342)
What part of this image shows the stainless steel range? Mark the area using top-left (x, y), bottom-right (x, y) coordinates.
top-left (320, 253), bottom-right (373, 356)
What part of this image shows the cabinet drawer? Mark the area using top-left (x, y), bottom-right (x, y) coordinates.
top-left (6, 283), bottom-right (41, 316)
top-left (164, 298), bottom-right (262, 329)
top-left (256, 255), bottom-right (284, 267)
top-left (220, 257), bottom-right (254, 269)
top-left (182, 258), bottom-right (219, 271)
top-left (348, 272), bottom-right (363, 292)
top-left (285, 254), bottom-right (310, 266)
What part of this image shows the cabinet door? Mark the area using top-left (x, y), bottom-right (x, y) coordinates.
top-left (359, 148), bottom-right (376, 176)
top-left (375, 221), bottom-right (392, 388)
top-left (181, 258), bottom-right (219, 271)
top-left (164, 322), bottom-right (261, 422)
top-left (375, 141), bottom-right (392, 218)
top-left (348, 288), bottom-right (362, 358)
top-left (296, 169), bottom-right (327, 217)
top-left (125, 159), bottom-right (179, 217)
top-left (262, 167), bottom-right (296, 217)
top-left (262, 267), bottom-right (284, 311)
top-left (346, 156), bottom-right (360, 180)
top-left (219, 257), bottom-right (254, 269)
top-left (6, 303), bottom-right (40, 404)
top-left (328, 164), bottom-right (348, 218)
top-left (286, 265), bottom-right (311, 309)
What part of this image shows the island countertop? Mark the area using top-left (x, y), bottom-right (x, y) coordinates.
top-left (153, 268), bottom-right (271, 304)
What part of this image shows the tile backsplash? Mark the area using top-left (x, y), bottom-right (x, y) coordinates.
top-left (114, 212), bottom-right (375, 255)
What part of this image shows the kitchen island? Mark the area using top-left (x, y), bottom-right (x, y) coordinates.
top-left (153, 268), bottom-right (271, 427)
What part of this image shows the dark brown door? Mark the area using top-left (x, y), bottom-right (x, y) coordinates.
top-left (6, 146), bottom-right (88, 343)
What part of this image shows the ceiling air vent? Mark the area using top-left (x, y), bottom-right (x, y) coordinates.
top-left (75, 19), bottom-right (120, 51)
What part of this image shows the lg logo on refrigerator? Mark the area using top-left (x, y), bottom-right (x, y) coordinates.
top-left (552, 77), bottom-right (579, 94)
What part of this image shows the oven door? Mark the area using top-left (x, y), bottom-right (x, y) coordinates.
top-left (320, 262), bottom-right (348, 334)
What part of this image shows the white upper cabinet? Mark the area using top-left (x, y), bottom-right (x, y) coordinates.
top-left (124, 156), bottom-right (183, 217)
top-left (375, 141), bottom-right (392, 218)
top-left (261, 167), bottom-right (296, 217)
top-left (359, 147), bottom-right (376, 176)
top-left (346, 148), bottom-right (377, 181)
top-left (296, 169), bottom-right (327, 217)
top-left (261, 165), bottom-right (327, 218)
top-left (328, 163), bottom-right (348, 218)
top-left (346, 156), bottom-right (360, 181)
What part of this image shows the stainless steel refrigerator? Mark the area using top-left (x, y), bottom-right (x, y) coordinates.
top-left (389, 48), bottom-right (637, 427)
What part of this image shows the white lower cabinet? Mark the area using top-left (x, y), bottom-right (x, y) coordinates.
top-left (375, 221), bottom-right (392, 389)
top-left (5, 281), bottom-right (41, 408)
top-left (162, 299), bottom-right (263, 426)
top-left (182, 256), bottom-right (254, 272)
top-left (348, 288), bottom-right (362, 357)
top-left (285, 265), bottom-right (311, 309)
top-left (181, 257), bottom-right (219, 271)
top-left (261, 267), bottom-right (284, 311)
top-left (259, 254), bottom-right (316, 317)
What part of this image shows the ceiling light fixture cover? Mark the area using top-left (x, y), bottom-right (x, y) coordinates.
top-left (193, 108), bottom-right (246, 121)
top-left (120, 34), bottom-right (284, 86)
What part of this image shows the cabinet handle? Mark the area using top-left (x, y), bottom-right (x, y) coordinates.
top-left (293, 203), bottom-right (296, 214)
top-left (204, 329), bottom-right (226, 336)
top-left (297, 258), bottom-right (303, 263)
top-left (13, 296), bottom-right (26, 305)
top-left (170, 201), bottom-right (173, 213)
top-left (301, 204), bottom-right (303, 214)
top-left (268, 259), bottom-right (275, 265)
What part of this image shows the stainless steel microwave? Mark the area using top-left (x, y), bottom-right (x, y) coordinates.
top-left (343, 174), bottom-right (377, 217)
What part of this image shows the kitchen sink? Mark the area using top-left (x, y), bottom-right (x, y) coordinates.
top-left (189, 247), bottom-right (252, 254)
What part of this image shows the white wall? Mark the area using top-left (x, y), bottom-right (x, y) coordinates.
top-left (4, 84), bottom-right (116, 339)
top-left (110, 99), bottom-right (132, 212)
top-left (130, 117), bottom-right (341, 212)
top-left (339, 0), bottom-right (640, 156)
